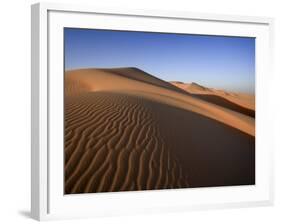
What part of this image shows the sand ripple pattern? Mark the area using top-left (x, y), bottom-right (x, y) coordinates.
top-left (65, 91), bottom-right (189, 194)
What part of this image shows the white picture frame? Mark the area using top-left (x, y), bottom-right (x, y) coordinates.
top-left (31, 2), bottom-right (274, 221)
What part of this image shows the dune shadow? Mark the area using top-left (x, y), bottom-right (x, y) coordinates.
top-left (100, 67), bottom-right (191, 96)
top-left (146, 97), bottom-right (255, 187)
top-left (192, 94), bottom-right (255, 118)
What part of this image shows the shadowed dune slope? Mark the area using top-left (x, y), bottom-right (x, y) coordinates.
top-left (192, 94), bottom-right (255, 118)
top-left (170, 81), bottom-right (255, 118)
top-left (64, 68), bottom-right (255, 194)
top-left (101, 67), bottom-right (188, 95)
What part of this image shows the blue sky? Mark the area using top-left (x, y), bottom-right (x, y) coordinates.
top-left (64, 28), bottom-right (255, 94)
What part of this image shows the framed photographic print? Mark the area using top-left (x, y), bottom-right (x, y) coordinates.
top-left (31, 2), bottom-right (274, 221)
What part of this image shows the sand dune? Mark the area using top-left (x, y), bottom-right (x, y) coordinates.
top-left (171, 81), bottom-right (255, 112)
top-left (192, 94), bottom-right (255, 117)
top-left (66, 68), bottom-right (254, 136)
top-left (65, 92), bottom-right (189, 193)
top-left (65, 68), bottom-right (255, 194)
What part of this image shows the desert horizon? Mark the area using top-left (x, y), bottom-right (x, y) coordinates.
top-left (64, 67), bottom-right (255, 194)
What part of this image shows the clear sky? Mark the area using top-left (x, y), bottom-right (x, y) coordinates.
top-left (64, 28), bottom-right (255, 94)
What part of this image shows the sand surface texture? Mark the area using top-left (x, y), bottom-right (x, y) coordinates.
top-left (65, 68), bottom-right (255, 194)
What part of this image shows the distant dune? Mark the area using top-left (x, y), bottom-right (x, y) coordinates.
top-left (170, 81), bottom-right (255, 117)
top-left (65, 68), bottom-right (255, 194)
